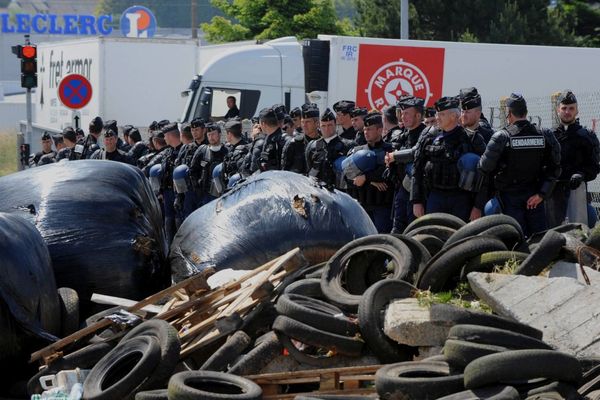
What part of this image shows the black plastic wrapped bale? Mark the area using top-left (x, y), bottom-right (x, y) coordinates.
top-left (170, 171), bottom-right (377, 281)
top-left (0, 212), bottom-right (60, 387)
top-left (0, 161), bottom-right (170, 317)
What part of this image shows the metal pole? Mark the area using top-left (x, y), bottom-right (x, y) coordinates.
top-left (401, 0), bottom-right (409, 39)
top-left (26, 88), bottom-right (32, 145)
top-left (191, 0), bottom-right (198, 39)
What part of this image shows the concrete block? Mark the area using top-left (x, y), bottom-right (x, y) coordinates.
top-left (548, 261), bottom-right (600, 286)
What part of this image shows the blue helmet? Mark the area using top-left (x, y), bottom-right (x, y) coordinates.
top-left (227, 173), bottom-right (242, 188)
top-left (457, 152), bottom-right (480, 172)
top-left (458, 152), bottom-right (480, 192)
top-left (484, 197), bottom-right (502, 216)
top-left (588, 203), bottom-right (598, 228)
top-left (173, 164), bottom-right (190, 194)
top-left (334, 156), bottom-right (347, 173)
top-left (210, 163), bottom-right (225, 197)
top-left (342, 149), bottom-right (378, 179)
top-left (149, 164), bottom-right (162, 194)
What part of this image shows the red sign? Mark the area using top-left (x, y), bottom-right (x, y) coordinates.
top-left (356, 44), bottom-right (445, 111)
top-left (58, 74), bottom-right (93, 110)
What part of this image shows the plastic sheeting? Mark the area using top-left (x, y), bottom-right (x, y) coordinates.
top-left (0, 161), bottom-right (170, 316)
top-left (170, 171), bottom-right (378, 281)
top-left (0, 213), bottom-right (60, 347)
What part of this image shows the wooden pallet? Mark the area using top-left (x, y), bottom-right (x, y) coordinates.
top-left (31, 248), bottom-right (306, 365)
top-left (245, 364), bottom-right (381, 399)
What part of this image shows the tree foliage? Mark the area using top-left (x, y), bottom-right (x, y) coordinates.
top-left (202, 0), bottom-right (356, 43)
top-left (354, 0), bottom-right (581, 46)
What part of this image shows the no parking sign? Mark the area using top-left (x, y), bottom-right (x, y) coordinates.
top-left (58, 74), bottom-right (93, 110)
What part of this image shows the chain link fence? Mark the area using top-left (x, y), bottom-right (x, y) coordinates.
top-left (482, 91), bottom-right (600, 214)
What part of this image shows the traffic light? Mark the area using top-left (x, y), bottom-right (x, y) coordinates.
top-left (12, 44), bottom-right (38, 89)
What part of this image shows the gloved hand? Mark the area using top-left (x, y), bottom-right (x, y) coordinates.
top-left (174, 194), bottom-right (183, 212)
top-left (570, 173), bottom-right (584, 190)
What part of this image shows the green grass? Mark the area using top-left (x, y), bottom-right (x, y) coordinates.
top-left (0, 131), bottom-right (17, 177)
top-left (416, 282), bottom-right (492, 313)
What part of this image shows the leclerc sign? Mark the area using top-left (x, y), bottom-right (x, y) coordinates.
top-left (0, 13), bottom-right (114, 35)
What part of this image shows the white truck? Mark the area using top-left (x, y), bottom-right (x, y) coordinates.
top-left (181, 35), bottom-right (600, 131)
top-left (30, 36), bottom-right (199, 136)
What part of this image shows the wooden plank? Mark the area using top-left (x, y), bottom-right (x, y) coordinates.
top-left (319, 371), bottom-right (340, 391)
top-left (262, 388), bottom-right (377, 400)
top-left (31, 271), bottom-right (212, 363)
top-left (91, 294), bottom-right (163, 314)
top-left (245, 365), bottom-right (381, 383)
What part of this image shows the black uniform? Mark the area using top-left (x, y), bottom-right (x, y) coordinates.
top-left (282, 133), bottom-right (318, 174)
top-left (306, 135), bottom-right (353, 188)
top-left (56, 147), bottom-right (72, 162)
top-left (250, 129), bottom-right (288, 173)
top-left (37, 151), bottom-right (57, 166)
top-left (242, 133), bottom-right (266, 177)
top-left (478, 119), bottom-right (561, 236)
top-left (30, 150), bottom-right (56, 167)
top-left (340, 125), bottom-right (357, 142)
top-left (78, 134), bottom-right (100, 159)
top-left (91, 148), bottom-right (134, 164)
top-left (141, 147), bottom-right (168, 177)
top-left (476, 117), bottom-right (494, 144)
top-left (128, 141), bottom-right (149, 164)
top-left (189, 144), bottom-right (228, 203)
top-left (161, 143), bottom-right (183, 242)
top-left (547, 119), bottom-right (599, 227)
top-left (223, 138), bottom-right (249, 183)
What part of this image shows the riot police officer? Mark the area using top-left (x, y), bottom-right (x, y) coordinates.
top-left (91, 129), bottom-right (134, 164)
top-left (127, 128), bottom-right (148, 164)
top-left (423, 107), bottom-right (437, 127)
top-left (56, 127), bottom-right (79, 162)
top-left (333, 100), bottom-right (357, 141)
top-left (306, 108), bottom-right (353, 189)
top-left (30, 131), bottom-right (56, 167)
top-left (38, 134), bottom-right (64, 166)
top-left (546, 90), bottom-right (599, 227)
top-left (78, 116), bottom-right (103, 159)
top-left (282, 106), bottom-right (320, 174)
top-left (459, 87), bottom-right (494, 144)
top-left (159, 123), bottom-right (184, 243)
top-left (478, 93), bottom-right (561, 237)
top-left (172, 123), bottom-right (201, 218)
top-left (242, 119), bottom-right (266, 177)
top-left (222, 119), bottom-right (249, 186)
top-left (249, 107), bottom-right (288, 173)
top-left (386, 96), bottom-right (426, 233)
top-left (189, 123), bottom-right (229, 206)
top-left (412, 96), bottom-right (486, 222)
top-left (344, 112), bottom-right (394, 232)
top-left (290, 107), bottom-right (302, 134)
top-left (382, 105), bottom-right (402, 144)
top-left (350, 107), bottom-right (368, 145)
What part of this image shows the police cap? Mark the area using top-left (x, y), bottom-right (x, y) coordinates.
top-left (41, 131), bottom-right (52, 141)
top-left (89, 116), bottom-right (103, 131)
top-left (284, 115), bottom-right (293, 126)
top-left (350, 107), bottom-right (368, 118)
top-left (149, 120), bottom-right (159, 131)
top-left (434, 96), bottom-right (460, 112)
top-left (301, 103), bottom-right (318, 112)
top-left (104, 120), bottom-right (118, 133)
top-left (290, 107), bottom-right (302, 119)
top-left (225, 118), bottom-right (242, 131)
top-left (152, 130), bottom-right (165, 139)
top-left (398, 96), bottom-right (425, 111)
top-left (333, 100), bottom-right (356, 114)
top-left (383, 105), bottom-right (398, 121)
top-left (424, 107), bottom-right (436, 118)
top-left (321, 108), bottom-right (336, 122)
top-left (272, 104), bottom-right (287, 121)
top-left (62, 127), bottom-right (77, 143)
top-left (259, 107), bottom-right (277, 121)
top-left (558, 90), bottom-right (577, 105)
top-left (129, 128), bottom-right (142, 142)
top-left (122, 125), bottom-right (134, 136)
top-left (191, 118), bottom-right (205, 128)
top-left (157, 119), bottom-right (170, 129)
top-left (104, 129), bottom-right (118, 138)
top-left (459, 87), bottom-right (479, 99)
top-left (506, 93), bottom-right (527, 114)
top-left (52, 134), bottom-right (64, 145)
top-left (302, 107), bottom-right (320, 119)
top-left (206, 123), bottom-right (221, 133)
top-left (460, 93), bottom-right (482, 110)
top-left (363, 112), bottom-right (383, 127)
top-left (162, 122), bottom-right (180, 136)
top-left (75, 128), bottom-right (84, 137)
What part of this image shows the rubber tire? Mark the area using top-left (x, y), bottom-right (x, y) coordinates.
top-left (430, 303), bottom-right (543, 340)
top-left (375, 361), bottom-right (464, 400)
top-left (436, 385), bottom-right (520, 400)
top-left (443, 339), bottom-right (508, 368)
top-left (119, 319), bottom-right (181, 390)
top-left (444, 215), bottom-right (524, 249)
top-left (294, 396), bottom-right (376, 400)
top-left (404, 213), bottom-right (466, 234)
top-left (406, 225), bottom-right (457, 243)
top-left (344, 250), bottom-right (398, 295)
top-left (200, 331), bottom-right (252, 372)
top-left (283, 279), bottom-right (324, 299)
top-left (167, 371), bottom-right (262, 400)
top-left (579, 372), bottom-right (600, 396)
top-left (390, 234), bottom-right (432, 278)
top-left (479, 224), bottom-right (524, 249)
top-left (524, 381), bottom-right (581, 399)
top-left (57, 287), bottom-right (80, 337)
top-left (272, 315), bottom-right (363, 357)
top-left (274, 330), bottom-right (358, 367)
top-left (515, 230), bottom-right (566, 276)
top-left (228, 331), bottom-right (282, 375)
top-left (300, 262), bottom-right (327, 279)
top-left (528, 222), bottom-right (589, 245)
top-left (417, 236), bottom-right (507, 292)
top-left (447, 324), bottom-right (552, 350)
top-left (27, 341), bottom-right (115, 396)
top-left (134, 389), bottom-right (168, 400)
top-left (463, 349), bottom-right (582, 389)
top-left (461, 251), bottom-right (529, 279)
top-left (358, 279), bottom-right (417, 363)
top-left (276, 293), bottom-right (359, 336)
top-left (412, 234), bottom-right (445, 258)
top-left (83, 336), bottom-right (162, 400)
top-left (321, 235), bottom-right (414, 312)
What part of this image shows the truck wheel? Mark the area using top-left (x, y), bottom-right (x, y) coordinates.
top-left (57, 287), bottom-right (79, 337)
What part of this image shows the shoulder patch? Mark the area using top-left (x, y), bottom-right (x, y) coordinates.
top-left (510, 136), bottom-right (545, 149)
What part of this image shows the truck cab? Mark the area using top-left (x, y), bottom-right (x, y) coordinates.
top-left (181, 37), bottom-right (305, 122)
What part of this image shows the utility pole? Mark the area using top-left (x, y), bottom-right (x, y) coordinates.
top-left (191, 0), bottom-right (198, 39)
top-left (400, 0), bottom-right (409, 39)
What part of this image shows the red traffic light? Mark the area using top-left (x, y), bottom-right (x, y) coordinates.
top-left (21, 45), bottom-right (36, 59)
